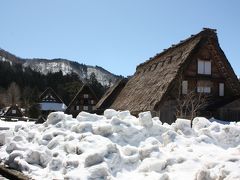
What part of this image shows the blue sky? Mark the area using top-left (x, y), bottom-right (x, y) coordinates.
top-left (1, 0), bottom-right (240, 77)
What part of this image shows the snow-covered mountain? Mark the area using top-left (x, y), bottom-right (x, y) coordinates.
top-left (0, 48), bottom-right (121, 86)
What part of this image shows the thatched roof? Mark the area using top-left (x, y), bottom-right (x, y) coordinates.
top-left (96, 78), bottom-right (128, 110)
top-left (39, 87), bottom-right (64, 104)
top-left (111, 28), bottom-right (240, 113)
top-left (5, 105), bottom-right (23, 117)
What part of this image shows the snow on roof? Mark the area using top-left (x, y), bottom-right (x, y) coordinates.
top-left (39, 102), bottom-right (66, 111)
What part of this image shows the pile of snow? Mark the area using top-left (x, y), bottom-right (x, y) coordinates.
top-left (0, 110), bottom-right (240, 180)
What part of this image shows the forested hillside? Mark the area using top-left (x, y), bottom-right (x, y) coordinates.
top-left (0, 61), bottom-right (107, 110)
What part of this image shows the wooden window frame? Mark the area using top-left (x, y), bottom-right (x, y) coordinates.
top-left (197, 59), bottom-right (211, 75)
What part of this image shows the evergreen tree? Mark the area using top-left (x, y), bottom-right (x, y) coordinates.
top-left (88, 73), bottom-right (106, 99)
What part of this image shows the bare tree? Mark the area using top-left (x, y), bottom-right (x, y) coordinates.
top-left (175, 76), bottom-right (209, 126)
top-left (7, 82), bottom-right (21, 106)
top-left (177, 91), bottom-right (208, 119)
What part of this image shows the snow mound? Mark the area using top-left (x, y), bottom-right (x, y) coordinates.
top-left (0, 111), bottom-right (240, 180)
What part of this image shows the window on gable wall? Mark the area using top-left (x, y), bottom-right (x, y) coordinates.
top-left (84, 94), bottom-right (89, 98)
top-left (198, 59), bottom-right (211, 75)
top-left (219, 83), bottom-right (224, 96)
top-left (197, 80), bottom-right (212, 93)
top-left (83, 106), bottom-right (88, 111)
top-left (182, 81), bottom-right (188, 94)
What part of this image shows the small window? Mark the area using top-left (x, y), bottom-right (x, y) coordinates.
top-left (197, 81), bottom-right (211, 93)
top-left (219, 83), bottom-right (224, 96)
top-left (84, 94), bottom-right (89, 98)
top-left (182, 81), bottom-right (188, 94)
top-left (76, 106), bottom-right (80, 110)
top-left (197, 87), bottom-right (211, 93)
top-left (198, 59), bottom-right (211, 75)
top-left (83, 106), bottom-right (88, 111)
top-left (12, 110), bottom-right (16, 114)
top-left (91, 100), bottom-right (95, 105)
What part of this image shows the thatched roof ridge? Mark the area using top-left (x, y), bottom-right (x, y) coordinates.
top-left (137, 28), bottom-right (217, 71)
top-left (96, 78), bottom-right (128, 109)
top-left (110, 28), bottom-right (218, 112)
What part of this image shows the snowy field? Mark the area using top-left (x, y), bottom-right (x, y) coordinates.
top-left (0, 110), bottom-right (240, 180)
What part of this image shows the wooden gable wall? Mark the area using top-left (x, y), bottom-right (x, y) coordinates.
top-left (182, 37), bottom-right (238, 100)
top-left (66, 85), bottom-right (98, 117)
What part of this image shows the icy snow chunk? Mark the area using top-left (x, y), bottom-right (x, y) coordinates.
top-left (211, 125), bottom-right (240, 148)
top-left (42, 133), bottom-right (53, 141)
top-left (209, 123), bottom-right (220, 132)
top-left (77, 111), bottom-right (103, 122)
top-left (162, 130), bottom-right (177, 145)
top-left (111, 118), bottom-right (146, 146)
top-left (25, 148), bottom-right (52, 167)
top-left (85, 153), bottom-right (104, 167)
top-left (192, 117), bottom-right (211, 131)
top-left (47, 112), bottom-right (66, 125)
top-left (0, 131), bottom-right (13, 145)
top-left (47, 135), bottom-right (64, 150)
top-left (12, 135), bottom-right (25, 142)
top-left (104, 144), bottom-right (122, 174)
top-left (174, 119), bottom-right (193, 136)
top-left (148, 121), bottom-right (169, 138)
top-left (71, 122), bottom-right (93, 133)
top-left (25, 150), bottom-right (41, 165)
top-left (117, 110), bottom-right (131, 120)
top-left (64, 141), bottom-right (78, 154)
top-left (121, 145), bottom-right (139, 164)
top-left (139, 111), bottom-right (153, 128)
top-left (138, 158), bottom-right (167, 173)
top-left (64, 158), bottom-right (79, 169)
top-left (6, 142), bottom-right (26, 153)
top-left (6, 150), bottom-right (24, 169)
top-left (49, 158), bottom-right (63, 171)
top-left (111, 116), bottom-right (130, 127)
top-left (195, 168), bottom-right (213, 180)
top-left (88, 163), bottom-right (110, 179)
top-left (104, 109), bottom-right (118, 119)
top-left (139, 138), bottom-right (161, 160)
top-left (7, 153), bottom-right (31, 172)
top-left (92, 123), bottom-right (113, 137)
top-left (152, 116), bottom-right (162, 125)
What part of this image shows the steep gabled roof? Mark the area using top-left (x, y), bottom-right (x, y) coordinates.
top-left (111, 28), bottom-right (240, 113)
top-left (96, 78), bottom-right (128, 109)
top-left (4, 105), bottom-right (23, 117)
top-left (66, 84), bottom-right (98, 109)
top-left (39, 87), bottom-right (64, 104)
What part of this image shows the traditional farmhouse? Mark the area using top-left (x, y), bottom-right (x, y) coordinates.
top-left (101, 28), bottom-right (240, 123)
top-left (39, 87), bottom-right (67, 117)
top-left (96, 78), bottom-right (128, 113)
top-left (65, 84), bottom-right (98, 117)
top-left (0, 104), bottom-right (24, 121)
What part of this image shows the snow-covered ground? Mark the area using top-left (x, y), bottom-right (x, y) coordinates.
top-left (0, 120), bottom-right (34, 130)
top-left (0, 110), bottom-right (240, 180)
